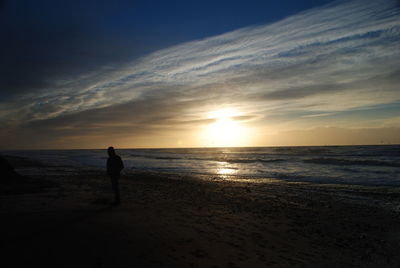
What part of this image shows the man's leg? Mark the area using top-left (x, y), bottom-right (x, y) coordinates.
top-left (111, 175), bottom-right (121, 205)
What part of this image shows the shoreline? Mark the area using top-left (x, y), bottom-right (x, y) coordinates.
top-left (2, 145), bottom-right (400, 187)
top-left (2, 165), bottom-right (400, 267)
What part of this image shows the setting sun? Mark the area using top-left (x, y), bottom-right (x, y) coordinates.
top-left (202, 108), bottom-right (249, 147)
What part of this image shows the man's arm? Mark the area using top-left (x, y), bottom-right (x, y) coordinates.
top-left (118, 156), bottom-right (124, 171)
top-left (106, 158), bottom-right (111, 175)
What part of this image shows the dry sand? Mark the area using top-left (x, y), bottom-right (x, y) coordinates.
top-left (1, 158), bottom-right (400, 267)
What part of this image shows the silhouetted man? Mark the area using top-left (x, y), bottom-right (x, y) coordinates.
top-left (107, 147), bottom-right (124, 205)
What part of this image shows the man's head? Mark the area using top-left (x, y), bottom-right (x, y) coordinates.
top-left (107, 146), bottom-right (116, 156)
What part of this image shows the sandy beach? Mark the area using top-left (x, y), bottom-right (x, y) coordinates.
top-left (1, 156), bottom-right (400, 267)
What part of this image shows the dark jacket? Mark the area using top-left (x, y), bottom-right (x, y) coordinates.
top-left (107, 155), bottom-right (124, 176)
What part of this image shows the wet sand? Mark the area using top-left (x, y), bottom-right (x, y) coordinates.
top-left (1, 158), bottom-right (400, 267)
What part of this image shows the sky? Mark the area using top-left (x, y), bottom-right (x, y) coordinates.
top-left (1, 0), bottom-right (400, 149)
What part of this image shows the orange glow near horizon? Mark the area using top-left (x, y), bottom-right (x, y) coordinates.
top-left (201, 108), bottom-right (250, 147)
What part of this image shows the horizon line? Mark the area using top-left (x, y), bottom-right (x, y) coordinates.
top-left (1, 143), bottom-right (398, 151)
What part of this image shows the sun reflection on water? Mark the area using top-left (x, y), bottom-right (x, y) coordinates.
top-left (217, 167), bottom-right (237, 175)
top-left (215, 161), bottom-right (237, 177)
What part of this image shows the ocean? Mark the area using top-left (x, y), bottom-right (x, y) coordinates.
top-left (2, 145), bottom-right (400, 186)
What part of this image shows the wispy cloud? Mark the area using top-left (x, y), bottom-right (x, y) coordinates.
top-left (1, 0), bottom-right (400, 148)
